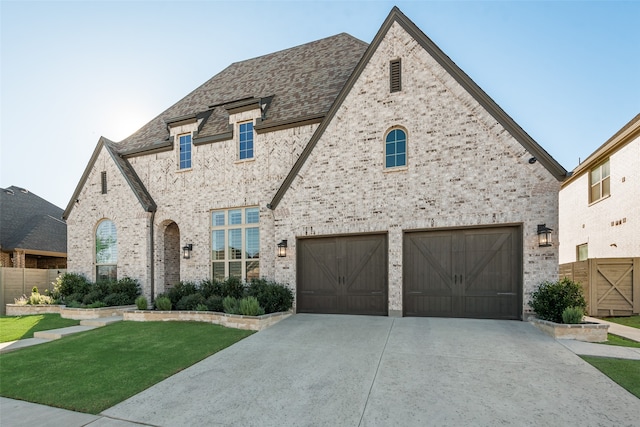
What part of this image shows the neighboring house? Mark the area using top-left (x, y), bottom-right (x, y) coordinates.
top-left (0, 186), bottom-right (67, 269)
top-left (64, 7), bottom-right (567, 320)
top-left (559, 114), bottom-right (640, 263)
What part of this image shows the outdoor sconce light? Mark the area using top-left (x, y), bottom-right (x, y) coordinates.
top-left (183, 244), bottom-right (193, 259)
top-left (537, 224), bottom-right (552, 247)
top-left (277, 240), bottom-right (288, 257)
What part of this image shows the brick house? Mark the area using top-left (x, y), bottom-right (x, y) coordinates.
top-left (64, 8), bottom-right (567, 320)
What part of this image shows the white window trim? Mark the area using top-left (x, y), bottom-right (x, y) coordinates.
top-left (211, 207), bottom-right (260, 281)
top-left (237, 120), bottom-right (255, 162)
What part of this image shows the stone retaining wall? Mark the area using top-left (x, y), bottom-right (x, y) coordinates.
top-left (5, 304), bottom-right (63, 316)
top-left (531, 318), bottom-right (609, 343)
top-left (124, 310), bottom-right (292, 331)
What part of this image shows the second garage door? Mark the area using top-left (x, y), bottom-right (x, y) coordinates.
top-left (404, 226), bottom-right (522, 319)
top-left (297, 234), bottom-right (388, 315)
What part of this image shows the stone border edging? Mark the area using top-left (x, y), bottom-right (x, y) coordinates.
top-left (530, 318), bottom-right (609, 343)
top-left (124, 310), bottom-right (292, 331)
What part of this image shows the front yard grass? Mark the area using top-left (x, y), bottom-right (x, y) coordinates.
top-left (0, 314), bottom-right (79, 342)
top-left (604, 334), bottom-right (640, 348)
top-left (602, 315), bottom-right (640, 329)
top-left (581, 356), bottom-right (640, 399)
top-left (0, 321), bottom-right (253, 414)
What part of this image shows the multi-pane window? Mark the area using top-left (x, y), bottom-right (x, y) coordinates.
top-left (589, 159), bottom-right (610, 203)
top-left (239, 122), bottom-right (254, 160)
top-left (385, 128), bottom-right (407, 168)
top-left (179, 134), bottom-right (192, 169)
top-left (96, 219), bottom-right (117, 282)
top-left (577, 243), bottom-right (588, 261)
top-left (211, 207), bottom-right (259, 281)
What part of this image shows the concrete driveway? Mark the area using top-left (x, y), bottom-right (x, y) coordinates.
top-left (102, 315), bottom-right (639, 426)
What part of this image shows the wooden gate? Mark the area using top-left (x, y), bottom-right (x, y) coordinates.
top-left (560, 258), bottom-right (639, 317)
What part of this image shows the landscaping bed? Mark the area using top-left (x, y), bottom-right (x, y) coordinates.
top-left (530, 318), bottom-right (608, 342)
top-left (125, 309), bottom-right (291, 331)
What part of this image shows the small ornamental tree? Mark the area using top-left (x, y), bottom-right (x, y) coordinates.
top-left (529, 278), bottom-right (587, 324)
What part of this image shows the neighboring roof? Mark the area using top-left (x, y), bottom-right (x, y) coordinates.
top-left (268, 7), bottom-right (569, 209)
top-left (561, 113), bottom-right (640, 188)
top-left (113, 33), bottom-right (368, 156)
top-left (0, 186), bottom-right (66, 254)
top-left (63, 137), bottom-right (157, 220)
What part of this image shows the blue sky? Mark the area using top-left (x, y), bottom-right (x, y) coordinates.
top-left (1, 1), bottom-right (638, 209)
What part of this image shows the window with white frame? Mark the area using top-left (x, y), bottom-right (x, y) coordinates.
top-left (179, 133), bottom-right (192, 169)
top-left (238, 121), bottom-right (254, 160)
top-left (577, 243), bottom-right (588, 261)
top-left (589, 159), bottom-right (610, 203)
top-left (211, 207), bottom-right (259, 281)
top-left (96, 219), bottom-right (117, 282)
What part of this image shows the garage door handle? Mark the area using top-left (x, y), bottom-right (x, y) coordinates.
top-left (497, 292), bottom-right (516, 296)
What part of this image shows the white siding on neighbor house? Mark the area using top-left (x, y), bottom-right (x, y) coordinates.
top-left (559, 134), bottom-right (640, 264)
top-left (273, 22), bottom-right (561, 317)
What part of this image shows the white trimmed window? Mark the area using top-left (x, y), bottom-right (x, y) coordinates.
top-left (238, 121), bottom-right (254, 160)
top-left (211, 207), bottom-right (259, 281)
top-left (577, 243), bottom-right (588, 261)
top-left (96, 219), bottom-right (117, 282)
top-left (589, 159), bottom-right (610, 203)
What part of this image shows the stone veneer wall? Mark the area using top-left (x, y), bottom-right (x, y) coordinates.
top-left (273, 22), bottom-right (561, 317)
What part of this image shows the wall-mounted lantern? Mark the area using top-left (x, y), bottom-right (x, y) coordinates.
top-left (183, 244), bottom-right (193, 259)
top-left (277, 240), bottom-right (288, 257)
top-left (537, 225), bottom-right (552, 247)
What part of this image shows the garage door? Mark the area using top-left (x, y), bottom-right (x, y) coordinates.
top-left (404, 226), bottom-right (521, 319)
top-left (297, 234), bottom-right (388, 315)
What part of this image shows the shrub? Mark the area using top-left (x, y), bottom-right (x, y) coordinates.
top-left (199, 279), bottom-right (223, 299)
top-left (223, 296), bottom-right (240, 314)
top-left (166, 281), bottom-right (198, 308)
top-left (529, 278), bottom-right (587, 323)
top-left (83, 289), bottom-right (106, 305)
top-left (65, 293), bottom-right (85, 305)
top-left (155, 296), bottom-right (172, 311)
top-left (56, 273), bottom-right (91, 298)
top-left (195, 303), bottom-right (209, 312)
top-left (28, 290), bottom-right (53, 305)
top-left (103, 293), bottom-right (132, 307)
top-left (176, 293), bottom-right (207, 311)
top-left (562, 306), bottom-right (584, 324)
top-left (135, 296), bottom-right (148, 310)
top-left (32, 286), bottom-right (39, 294)
top-left (246, 279), bottom-right (294, 313)
top-left (206, 295), bottom-right (224, 312)
top-left (221, 277), bottom-right (245, 299)
top-left (86, 301), bottom-right (107, 308)
top-left (66, 300), bottom-right (83, 308)
top-left (108, 277), bottom-right (141, 302)
top-left (238, 296), bottom-right (265, 316)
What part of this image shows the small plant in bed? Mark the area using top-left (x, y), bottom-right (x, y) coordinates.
top-left (530, 278), bottom-right (587, 324)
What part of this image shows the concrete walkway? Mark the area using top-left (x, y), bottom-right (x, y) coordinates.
top-left (1, 315), bottom-right (638, 426)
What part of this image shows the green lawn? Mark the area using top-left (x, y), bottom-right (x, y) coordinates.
top-left (604, 334), bottom-right (640, 348)
top-left (581, 356), bottom-right (640, 399)
top-left (0, 314), bottom-right (80, 342)
top-left (0, 321), bottom-right (253, 414)
top-left (602, 315), bottom-right (640, 329)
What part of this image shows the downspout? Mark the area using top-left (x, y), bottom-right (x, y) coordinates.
top-left (149, 211), bottom-right (155, 303)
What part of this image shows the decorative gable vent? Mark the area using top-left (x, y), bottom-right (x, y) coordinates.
top-left (390, 59), bottom-right (401, 92)
top-left (101, 171), bottom-right (107, 194)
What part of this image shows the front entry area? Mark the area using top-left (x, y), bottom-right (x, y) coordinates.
top-left (297, 234), bottom-right (388, 315)
top-left (403, 226), bottom-right (522, 319)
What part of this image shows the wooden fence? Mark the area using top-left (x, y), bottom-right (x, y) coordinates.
top-left (0, 268), bottom-right (65, 315)
top-left (560, 258), bottom-right (639, 317)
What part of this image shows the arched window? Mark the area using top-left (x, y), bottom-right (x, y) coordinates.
top-left (385, 128), bottom-right (406, 168)
top-left (96, 219), bottom-right (117, 282)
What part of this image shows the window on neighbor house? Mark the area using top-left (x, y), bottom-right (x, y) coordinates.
top-left (390, 59), bottom-right (401, 92)
top-left (385, 128), bottom-right (407, 168)
top-left (577, 243), bottom-right (588, 261)
top-left (589, 159), bottom-right (610, 203)
top-left (239, 121), bottom-right (254, 160)
top-left (96, 219), bottom-right (117, 282)
top-left (179, 134), bottom-right (192, 169)
top-left (101, 171), bottom-right (107, 194)
top-left (211, 207), bottom-right (259, 282)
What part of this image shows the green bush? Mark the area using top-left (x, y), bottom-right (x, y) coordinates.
top-left (562, 306), bottom-right (584, 324)
top-left (66, 300), bottom-right (83, 308)
top-left (223, 296), bottom-right (240, 314)
top-left (176, 293), bottom-right (207, 311)
top-left (246, 279), bottom-right (294, 314)
top-left (155, 296), bottom-right (172, 311)
top-left (56, 273), bottom-right (91, 299)
top-left (86, 301), bottom-right (107, 308)
top-left (135, 296), bottom-right (148, 310)
top-left (103, 293), bottom-right (132, 307)
top-left (65, 293), bottom-right (85, 305)
top-left (195, 303), bottom-right (209, 312)
top-left (83, 289), bottom-right (106, 305)
top-left (206, 295), bottom-right (224, 312)
top-left (108, 277), bottom-right (141, 302)
top-left (221, 277), bottom-right (245, 299)
top-left (27, 290), bottom-right (53, 305)
top-left (529, 278), bottom-right (587, 323)
top-left (238, 296), bottom-right (265, 316)
top-left (199, 279), bottom-right (223, 299)
top-left (166, 282), bottom-right (198, 308)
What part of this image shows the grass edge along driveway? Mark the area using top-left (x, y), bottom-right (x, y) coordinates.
top-left (0, 314), bottom-right (80, 342)
top-left (0, 321), bottom-right (253, 414)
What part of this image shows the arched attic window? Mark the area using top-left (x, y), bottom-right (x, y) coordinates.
top-left (96, 219), bottom-right (117, 282)
top-left (385, 128), bottom-right (407, 169)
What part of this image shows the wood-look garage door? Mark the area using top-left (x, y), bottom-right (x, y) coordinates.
top-left (404, 227), bottom-right (522, 319)
top-left (297, 234), bottom-right (388, 315)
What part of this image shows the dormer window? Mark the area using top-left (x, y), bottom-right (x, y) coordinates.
top-left (179, 134), bottom-right (192, 169)
top-left (239, 121), bottom-right (254, 160)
